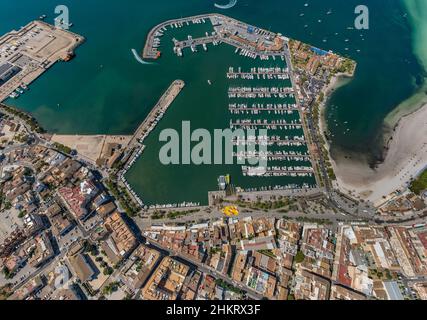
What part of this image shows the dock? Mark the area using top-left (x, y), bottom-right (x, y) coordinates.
top-left (117, 80), bottom-right (185, 208)
top-left (143, 13), bottom-right (289, 61)
top-left (143, 14), bottom-right (218, 59)
top-left (127, 80), bottom-right (185, 149)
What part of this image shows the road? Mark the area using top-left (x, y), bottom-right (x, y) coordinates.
top-left (135, 207), bottom-right (360, 232)
top-left (283, 45), bottom-right (332, 194)
top-left (10, 249), bottom-right (67, 293)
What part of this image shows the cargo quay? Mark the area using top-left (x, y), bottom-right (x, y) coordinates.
top-left (0, 20), bottom-right (84, 102)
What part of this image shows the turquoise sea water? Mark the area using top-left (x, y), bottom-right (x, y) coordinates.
top-left (1, 0), bottom-right (426, 204)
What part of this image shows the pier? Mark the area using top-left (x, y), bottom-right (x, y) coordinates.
top-left (143, 14), bottom-right (218, 59)
top-left (117, 80), bottom-right (185, 209)
top-left (173, 35), bottom-right (222, 53)
top-left (127, 80), bottom-right (185, 149)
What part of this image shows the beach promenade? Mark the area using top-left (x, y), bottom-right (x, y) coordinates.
top-left (127, 79), bottom-right (185, 150)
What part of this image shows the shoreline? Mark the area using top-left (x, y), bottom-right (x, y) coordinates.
top-left (381, 81), bottom-right (427, 156)
top-left (328, 0), bottom-right (427, 205)
top-left (318, 71), bottom-right (427, 206)
top-left (318, 73), bottom-right (353, 148)
top-left (329, 99), bottom-right (427, 206)
top-left (49, 134), bottom-right (131, 165)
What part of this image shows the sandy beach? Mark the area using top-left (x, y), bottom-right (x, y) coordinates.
top-left (329, 0), bottom-right (427, 207)
top-left (331, 102), bottom-right (427, 206)
top-left (50, 134), bottom-right (131, 164)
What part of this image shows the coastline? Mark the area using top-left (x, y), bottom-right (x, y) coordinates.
top-left (325, 0), bottom-right (427, 206)
top-left (318, 73), bottom-right (352, 147)
top-left (49, 134), bottom-right (131, 164)
top-left (319, 69), bottom-right (427, 206)
top-left (330, 100), bottom-right (427, 206)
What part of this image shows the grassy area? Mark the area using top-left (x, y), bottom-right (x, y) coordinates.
top-left (151, 211), bottom-right (165, 220)
top-left (13, 133), bottom-right (30, 144)
top-left (151, 209), bottom-right (199, 220)
top-left (83, 241), bottom-right (99, 256)
top-left (369, 268), bottom-right (394, 281)
top-left (167, 209), bottom-right (199, 220)
top-left (215, 279), bottom-right (243, 295)
top-left (95, 255), bottom-right (114, 276)
top-left (210, 247), bottom-right (223, 255)
top-left (18, 210), bottom-right (26, 218)
top-left (0, 284), bottom-right (13, 300)
top-left (336, 58), bottom-right (356, 75)
top-left (53, 142), bottom-right (72, 155)
top-left (294, 251), bottom-right (305, 264)
top-left (309, 96), bottom-right (336, 183)
top-left (294, 216), bottom-right (333, 225)
top-left (0, 186), bottom-right (8, 212)
top-left (410, 169), bottom-right (427, 195)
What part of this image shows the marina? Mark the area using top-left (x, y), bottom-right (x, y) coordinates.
top-left (232, 137), bottom-right (307, 147)
top-left (227, 65), bottom-right (314, 180)
top-left (143, 14), bottom-right (213, 60)
top-left (143, 13), bottom-right (289, 62)
top-left (125, 13), bottom-right (318, 206)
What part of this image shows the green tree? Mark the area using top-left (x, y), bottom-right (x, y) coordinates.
top-left (294, 251), bottom-right (305, 264)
